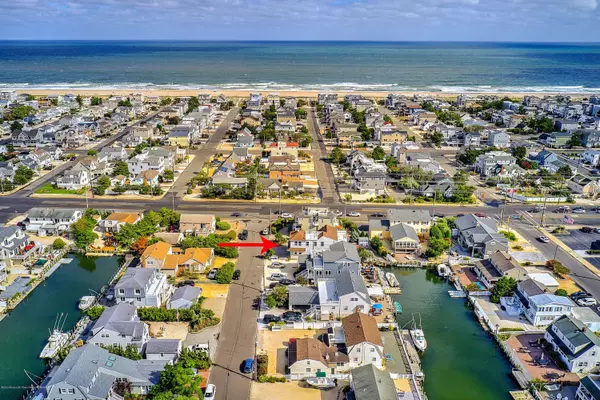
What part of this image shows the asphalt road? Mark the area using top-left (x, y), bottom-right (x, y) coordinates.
top-left (209, 220), bottom-right (265, 400)
top-left (308, 108), bottom-right (339, 204)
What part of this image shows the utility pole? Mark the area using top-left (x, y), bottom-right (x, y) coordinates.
top-left (540, 188), bottom-right (549, 228)
top-left (172, 190), bottom-right (175, 211)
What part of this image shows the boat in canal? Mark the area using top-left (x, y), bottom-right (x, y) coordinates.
top-left (386, 272), bottom-right (400, 287)
top-left (40, 314), bottom-right (69, 359)
top-left (394, 301), bottom-right (403, 313)
top-left (305, 377), bottom-right (336, 390)
top-left (437, 264), bottom-right (451, 278)
top-left (410, 314), bottom-right (427, 352)
top-left (78, 295), bottom-right (96, 311)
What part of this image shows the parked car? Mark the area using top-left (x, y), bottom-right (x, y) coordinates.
top-left (282, 311), bottom-right (302, 322)
top-left (177, 280), bottom-right (196, 288)
top-left (347, 211), bottom-right (360, 217)
top-left (554, 206), bottom-right (571, 213)
top-left (528, 208), bottom-right (540, 213)
top-left (242, 358), bottom-right (254, 374)
top-left (334, 210), bottom-right (343, 217)
top-left (261, 228), bottom-right (270, 235)
top-left (263, 314), bottom-right (281, 324)
top-left (268, 282), bottom-right (282, 289)
top-left (207, 268), bottom-right (218, 279)
top-left (205, 384), bottom-right (216, 399)
top-left (592, 169), bottom-right (599, 175)
top-left (537, 236), bottom-right (550, 243)
top-left (595, 228), bottom-right (600, 234)
top-left (279, 278), bottom-right (296, 286)
top-left (232, 269), bottom-right (241, 280)
top-left (269, 255), bottom-right (279, 261)
top-left (571, 291), bottom-right (591, 300)
top-left (239, 229), bottom-right (249, 240)
top-left (577, 297), bottom-right (598, 306)
top-left (268, 273), bottom-right (286, 281)
top-left (581, 227), bottom-right (595, 233)
top-left (270, 261), bottom-right (285, 269)
top-left (572, 207), bottom-right (586, 214)
top-left (281, 212), bottom-right (292, 219)
top-left (232, 212), bottom-right (243, 217)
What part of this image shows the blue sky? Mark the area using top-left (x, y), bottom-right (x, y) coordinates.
top-left (1, 0), bottom-right (599, 41)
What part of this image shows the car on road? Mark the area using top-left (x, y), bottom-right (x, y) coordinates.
top-left (334, 210), bottom-right (343, 217)
top-left (242, 358), bottom-right (254, 374)
top-left (278, 278), bottom-right (296, 286)
top-left (592, 169), bottom-right (599, 175)
top-left (554, 206), bottom-right (571, 213)
top-left (371, 212), bottom-right (385, 218)
top-left (347, 211), bottom-right (360, 217)
top-left (239, 229), bottom-right (249, 240)
top-left (205, 384), bottom-right (216, 399)
top-left (263, 314), bottom-right (281, 324)
top-left (282, 311), bottom-right (302, 322)
top-left (528, 208), bottom-right (540, 213)
top-left (595, 228), bottom-right (600, 234)
top-left (537, 236), bottom-right (550, 243)
top-left (577, 297), bottom-right (598, 306)
top-left (571, 291), bottom-right (591, 300)
top-left (572, 207), bottom-right (586, 214)
top-left (270, 261), bottom-right (285, 269)
top-left (581, 227), bottom-right (595, 233)
top-left (281, 212), bottom-right (292, 219)
top-left (177, 280), bottom-right (196, 288)
top-left (474, 212), bottom-right (486, 218)
top-left (232, 269), bottom-right (241, 280)
top-left (261, 228), bottom-right (270, 235)
top-left (232, 212), bottom-right (243, 217)
top-left (207, 268), bottom-right (218, 280)
top-left (268, 273), bottom-right (286, 281)
top-left (456, 214), bottom-right (465, 217)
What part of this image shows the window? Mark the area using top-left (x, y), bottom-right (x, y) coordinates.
top-left (306, 368), bottom-right (311, 372)
top-left (357, 348), bottom-right (361, 352)
top-left (136, 297), bottom-right (142, 302)
top-left (370, 348), bottom-right (375, 352)
top-left (118, 289), bottom-right (124, 295)
top-left (135, 289), bottom-right (141, 295)
top-left (372, 357), bottom-right (377, 362)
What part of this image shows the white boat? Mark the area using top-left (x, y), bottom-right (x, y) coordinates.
top-left (78, 295), bottom-right (96, 311)
top-left (437, 264), bottom-right (451, 278)
top-left (305, 377), bottom-right (336, 389)
top-left (410, 314), bottom-right (427, 352)
top-left (385, 272), bottom-right (399, 287)
top-left (40, 329), bottom-right (69, 359)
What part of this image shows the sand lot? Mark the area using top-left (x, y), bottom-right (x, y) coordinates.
top-left (202, 297), bottom-right (226, 320)
top-left (250, 381), bottom-right (346, 400)
top-left (148, 321), bottom-right (188, 340)
top-left (258, 329), bottom-right (323, 375)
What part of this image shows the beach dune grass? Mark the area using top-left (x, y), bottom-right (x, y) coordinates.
top-left (35, 183), bottom-right (85, 195)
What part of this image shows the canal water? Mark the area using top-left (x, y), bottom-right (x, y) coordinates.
top-left (0, 254), bottom-right (122, 400)
top-left (392, 268), bottom-right (518, 400)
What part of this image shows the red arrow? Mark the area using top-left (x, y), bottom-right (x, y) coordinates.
top-left (218, 235), bottom-right (278, 255)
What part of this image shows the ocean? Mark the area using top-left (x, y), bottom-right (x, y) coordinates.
top-left (1, 41), bottom-right (600, 93)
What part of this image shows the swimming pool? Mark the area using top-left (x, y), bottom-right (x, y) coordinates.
top-left (475, 282), bottom-right (485, 290)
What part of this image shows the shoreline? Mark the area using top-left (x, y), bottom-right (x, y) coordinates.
top-left (15, 88), bottom-right (594, 99)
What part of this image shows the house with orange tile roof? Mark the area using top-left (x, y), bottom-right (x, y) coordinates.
top-left (178, 248), bottom-right (214, 273)
top-left (141, 241), bottom-right (172, 270)
top-left (99, 212), bottom-right (143, 233)
top-left (288, 225), bottom-right (347, 256)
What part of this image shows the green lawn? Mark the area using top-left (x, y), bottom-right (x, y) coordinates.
top-left (35, 183), bottom-right (85, 195)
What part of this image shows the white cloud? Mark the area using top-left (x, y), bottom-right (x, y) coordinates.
top-left (572, 0), bottom-right (597, 9)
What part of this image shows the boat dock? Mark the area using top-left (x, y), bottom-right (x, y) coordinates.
top-left (378, 268), bottom-right (402, 294)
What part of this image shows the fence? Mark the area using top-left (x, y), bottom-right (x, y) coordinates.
top-left (287, 373), bottom-right (350, 381)
top-left (448, 255), bottom-right (481, 266)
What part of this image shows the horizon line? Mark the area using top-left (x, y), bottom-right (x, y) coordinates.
top-left (1, 39), bottom-right (600, 44)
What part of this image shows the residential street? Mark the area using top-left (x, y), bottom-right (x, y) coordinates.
top-left (209, 221), bottom-right (265, 400)
top-left (308, 108), bottom-right (339, 204)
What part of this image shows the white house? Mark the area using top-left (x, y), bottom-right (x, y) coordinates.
top-left (288, 225), bottom-right (347, 256)
top-left (317, 268), bottom-right (371, 321)
top-left (56, 169), bottom-right (89, 190)
top-left (582, 150), bottom-right (600, 167)
top-left (88, 303), bottom-right (149, 351)
top-left (576, 375), bottom-right (600, 400)
top-left (114, 268), bottom-right (172, 307)
top-left (341, 312), bottom-right (384, 368)
top-left (25, 208), bottom-right (83, 237)
top-left (515, 280), bottom-right (576, 327)
top-left (127, 151), bottom-right (166, 176)
top-left (545, 315), bottom-right (600, 373)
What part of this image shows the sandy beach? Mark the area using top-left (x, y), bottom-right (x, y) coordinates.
top-left (16, 89), bottom-right (590, 100)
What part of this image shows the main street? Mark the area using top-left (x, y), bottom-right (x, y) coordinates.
top-left (209, 221), bottom-right (264, 400)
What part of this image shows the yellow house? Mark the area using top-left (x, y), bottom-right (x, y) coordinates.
top-left (380, 130), bottom-right (407, 146)
top-left (141, 242), bottom-right (173, 269)
top-left (168, 130), bottom-right (190, 147)
top-left (178, 248), bottom-right (215, 273)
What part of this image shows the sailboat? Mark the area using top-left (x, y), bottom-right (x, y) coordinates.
top-left (410, 314), bottom-right (427, 352)
top-left (40, 313), bottom-right (70, 359)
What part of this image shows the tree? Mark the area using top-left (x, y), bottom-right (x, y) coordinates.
top-left (187, 97), bottom-right (200, 112)
top-left (76, 95), bottom-right (83, 107)
top-left (295, 108), bottom-right (307, 119)
top-left (158, 207), bottom-right (180, 228)
top-left (490, 276), bottom-right (517, 303)
top-left (265, 285), bottom-right (288, 308)
top-left (453, 170), bottom-right (469, 186)
top-left (87, 149), bottom-right (97, 156)
top-left (91, 96), bottom-right (102, 106)
top-left (329, 147), bottom-right (347, 164)
top-left (372, 146), bottom-right (385, 161)
top-left (131, 236), bottom-right (149, 256)
top-left (70, 216), bottom-right (98, 249)
top-left (383, 115), bottom-right (393, 124)
top-left (547, 259), bottom-right (570, 277)
top-left (511, 146), bottom-right (527, 161)
top-left (215, 262), bottom-right (235, 284)
top-left (167, 116), bottom-right (180, 125)
top-left (557, 165), bottom-right (573, 178)
top-left (161, 169), bottom-right (175, 182)
top-left (10, 121), bottom-right (23, 132)
top-left (150, 363), bottom-right (204, 399)
top-left (13, 165), bottom-right (34, 185)
top-left (102, 344), bottom-right (142, 360)
top-left (554, 289), bottom-right (569, 297)
top-left (160, 97), bottom-right (172, 106)
top-left (430, 131), bottom-right (444, 147)
top-left (52, 238), bottom-right (66, 250)
top-left (112, 161), bottom-right (130, 177)
top-left (84, 305), bottom-right (106, 320)
top-left (566, 132), bottom-right (584, 148)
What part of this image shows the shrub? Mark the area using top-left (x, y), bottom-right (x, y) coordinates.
top-left (215, 262), bottom-right (235, 284)
top-left (85, 305), bottom-right (105, 320)
top-left (500, 230), bottom-right (517, 241)
top-left (554, 289), bottom-right (568, 297)
top-left (216, 221), bottom-right (231, 230)
top-left (547, 259), bottom-right (570, 277)
top-left (258, 375), bottom-right (286, 383)
top-left (256, 354), bottom-right (269, 378)
top-left (52, 238), bottom-right (66, 250)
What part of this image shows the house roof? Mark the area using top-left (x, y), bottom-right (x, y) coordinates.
top-left (145, 338), bottom-right (181, 355)
top-left (386, 209), bottom-right (431, 224)
top-left (27, 207), bottom-right (81, 220)
top-left (105, 212), bottom-right (141, 224)
top-left (288, 337), bottom-right (348, 366)
top-left (115, 268), bottom-right (157, 291)
top-left (289, 230), bottom-right (306, 241)
top-left (136, 170), bottom-right (160, 180)
top-left (179, 248), bottom-right (213, 265)
top-left (342, 312), bottom-right (383, 347)
top-left (163, 254), bottom-right (180, 271)
top-left (141, 242), bottom-right (172, 263)
top-left (389, 223), bottom-right (419, 242)
top-left (288, 286), bottom-right (319, 306)
top-left (170, 286), bottom-right (202, 304)
top-left (529, 294), bottom-right (574, 307)
top-left (153, 232), bottom-right (183, 246)
top-left (580, 375), bottom-right (600, 400)
top-left (179, 213), bottom-right (215, 226)
top-left (489, 251), bottom-right (522, 274)
top-left (323, 242), bottom-right (360, 263)
top-left (351, 364), bottom-right (398, 400)
top-left (318, 225), bottom-right (338, 241)
top-left (91, 303), bottom-right (141, 338)
top-left (548, 315), bottom-right (600, 360)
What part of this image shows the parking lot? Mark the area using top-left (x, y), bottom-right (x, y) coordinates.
top-left (264, 259), bottom-right (298, 288)
top-left (557, 228), bottom-right (600, 251)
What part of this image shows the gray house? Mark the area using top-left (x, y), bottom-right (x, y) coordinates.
top-left (488, 130), bottom-right (511, 148)
top-left (304, 241), bottom-right (361, 282)
top-left (40, 344), bottom-right (167, 399)
top-left (474, 151), bottom-right (517, 177)
top-left (351, 364), bottom-right (398, 400)
top-left (168, 286), bottom-right (202, 309)
top-left (455, 214), bottom-right (508, 258)
top-left (25, 207), bottom-right (83, 237)
top-left (114, 268), bottom-right (172, 308)
top-left (352, 171), bottom-right (387, 195)
top-left (89, 303), bottom-right (149, 351)
top-left (145, 338), bottom-right (182, 363)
